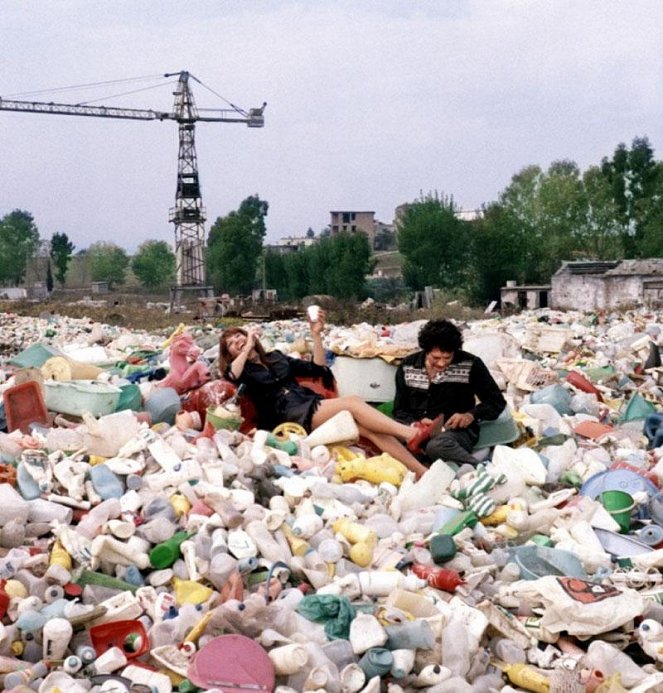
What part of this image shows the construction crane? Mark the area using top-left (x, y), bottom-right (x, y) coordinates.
top-left (0, 71), bottom-right (265, 308)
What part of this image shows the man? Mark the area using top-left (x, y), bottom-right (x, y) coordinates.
top-left (393, 319), bottom-right (506, 466)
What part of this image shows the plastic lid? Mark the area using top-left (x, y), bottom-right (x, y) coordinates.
top-left (187, 635), bottom-right (275, 692)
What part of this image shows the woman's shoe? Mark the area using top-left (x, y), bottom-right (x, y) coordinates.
top-left (407, 414), bottom-right (445, 454)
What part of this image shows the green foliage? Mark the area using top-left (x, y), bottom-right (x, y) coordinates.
top-left (265, 232), bottom-right (373, 300)
top-left (131, 240), bottom-right (176, 289)
top-left (580, 167), bottom-right (623, 259)
top-left (600, 136), bottom-right (662, 256)
top-left (46, 261), bottom-right (54, 293)
top-left (207, 195), bottom-right (268, 294)
top-left (88, 241), bottom-right (129, 289)
top-left (397, 192), bottom-right (471, 291)
top-left (374, 226), bottom-right (396, 251)
top-left (0, 209), bottom-right (40, 285)
top-left (366, 276), bottom-right (406, 303)
top-left (50, 232), bottom-right (76, 286)
top-left (468, 203), bottom-right (526, 304)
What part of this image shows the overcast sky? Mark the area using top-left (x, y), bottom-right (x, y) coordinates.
top-left (2, 1), bottom-right (662, 252)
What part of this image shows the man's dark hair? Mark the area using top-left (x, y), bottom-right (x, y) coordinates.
top-left (418, 319), bottom-right (463, 353)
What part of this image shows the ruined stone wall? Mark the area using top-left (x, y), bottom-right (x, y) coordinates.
top-left (551, 273), bottom-right (606, 311)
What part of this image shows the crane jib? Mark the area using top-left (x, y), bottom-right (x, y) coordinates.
top-left (0, 72), bottom-right (265, 310)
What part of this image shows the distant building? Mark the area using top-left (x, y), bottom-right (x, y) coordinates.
top-left (394, 202), bottom-right (482, 228)
top-left (266, 235), bottom-right (317, 255)
top-left (330, 211), bottom-right (376, 247)
top-left (500, 281), bottom-right (551, 310)
top-left (552, 259), bottom-right (663, 311)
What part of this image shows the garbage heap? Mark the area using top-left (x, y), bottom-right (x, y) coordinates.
top-left (0, 308), bottom-right (663, 691)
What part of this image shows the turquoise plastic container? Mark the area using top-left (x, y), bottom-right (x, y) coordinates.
top-left (9, 343), bottom-right (60, 368)
top-left (115, 384), bottom-right (142, 412)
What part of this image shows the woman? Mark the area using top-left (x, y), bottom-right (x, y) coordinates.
top-left (218, 312), bottom-right (433, 478)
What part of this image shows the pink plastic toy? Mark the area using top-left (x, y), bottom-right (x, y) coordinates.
top-left (158, 333), bottom-right (211, 395)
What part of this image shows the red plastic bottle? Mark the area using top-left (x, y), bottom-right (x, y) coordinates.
top-left (411, 564), bottom-right (464, 591)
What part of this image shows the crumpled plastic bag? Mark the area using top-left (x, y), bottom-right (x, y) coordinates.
top-left (296, 594), bottom-right (357, 640)
top-left (516, 575), bottom-right (646, 638)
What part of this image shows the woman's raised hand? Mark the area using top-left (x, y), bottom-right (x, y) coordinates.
top-left (309, 308), bottom-right (326, 335)
top-left (243, 326), bottom-right (259, 352)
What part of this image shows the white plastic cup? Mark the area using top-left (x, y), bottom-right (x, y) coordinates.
top-left (307, 305), bottom-right (321, 322)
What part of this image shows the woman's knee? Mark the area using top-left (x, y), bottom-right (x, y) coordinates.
top-left (340, 395), bottom-right (365, 411)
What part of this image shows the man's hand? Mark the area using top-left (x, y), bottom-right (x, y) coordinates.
top-left (446, 412), bottom-right (474, 429)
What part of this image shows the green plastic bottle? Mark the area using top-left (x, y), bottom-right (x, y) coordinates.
top-left (149, 530), bottom-right (191, 569)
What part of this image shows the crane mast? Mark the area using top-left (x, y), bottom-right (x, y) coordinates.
top-left (0, 70), bottom-right (265, 309)
top-left (169, 71), bottom-right (206, 293)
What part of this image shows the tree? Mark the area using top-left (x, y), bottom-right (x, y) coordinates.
top-left (311, 232), bottom-right (373, 299)
top-left (600, 136), bottom-right (660, 256)
top-left (306, 227), bottom-right (315, 239)
top-left (46, 261), bottom-right (54, 293)
top-left (469, 203), bottom-right (527, 304)
top-left (131, 240), bottom-right (176, 289)
top-left (374, 226), bottom-right (396, 251)
top-left (397, 192), bottom-right (471, 291)
top-left (207, 195), bottom-right (268, 294)
top-left (579, 166), bottom-right (623, 259)
top-left (50, 232), bottom-right (76, 286)
top-left (0, 209), bottom-right (40, 285)
top-left (88, 241), bottom-right (129, 289)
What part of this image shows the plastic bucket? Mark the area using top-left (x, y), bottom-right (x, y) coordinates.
top-left (599, 490), bottom-right (635, 533)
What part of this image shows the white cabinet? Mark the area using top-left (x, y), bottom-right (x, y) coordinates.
top-left (331, 356), bottom-right (397, 402)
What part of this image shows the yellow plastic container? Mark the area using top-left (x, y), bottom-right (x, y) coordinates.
top-left (500, 662), bottom-right (549, 693)
top-left (333, 518), bottom-right (377, 546)
top-left (50, 539), bottom-right (72, 570)
top-left (281, 523), bottom-right (311, 557)
top-left (336, 453), bottom-right (407, 487)
top-left (173, 578), bottom-right (213, 606)
top-left (170, 493), bottom-right (191, 518)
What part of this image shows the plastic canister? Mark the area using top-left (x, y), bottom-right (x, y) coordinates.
top-left (42, 617), bottom-right (73, 660)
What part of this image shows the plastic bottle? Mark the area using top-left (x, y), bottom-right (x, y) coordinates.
top-left (441, 614), bottom-right (470, 677)
top-left (322, 638), bottom-right (356, 672)
top-left (3, 661), bottom-right (49, 688)
top-left (245, 520), bottom-right (288, 564)
top-left (149, 531), bottom-right (190, 569)
top-left (581, 641), bottom-right (644, 689)
top-left (89, 463), bottom-right (125, 499)
top-left (16, 461), bottom-right (42, 500)
top-left (411, 563), bottom-right (464, 591)
top-left (491, 637), bottom-right (526, 664)
top-left (75, 498), bottom-right (121, 540)
top-left (390, 648), bottom-right (416, 679)
top-left (397, 460), bottom-right (456, 512)
top-left (499, 662), bottom-right (551, 693)
top-left (42, 617), bottom-right (73, 660)
top-left (385, 620), bottom-right (435, 650)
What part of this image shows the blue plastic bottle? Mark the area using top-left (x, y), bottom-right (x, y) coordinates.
top-left (89, 464), bottom-right (124, 499)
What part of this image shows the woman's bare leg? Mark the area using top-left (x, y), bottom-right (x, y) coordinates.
top-left (357, 425), bottom-right (429, 478)
top-left (311, 396), bottom-right (416, 443)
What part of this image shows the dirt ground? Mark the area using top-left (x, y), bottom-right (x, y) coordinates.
top-left (0, 290), bottom-right (488, 332)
